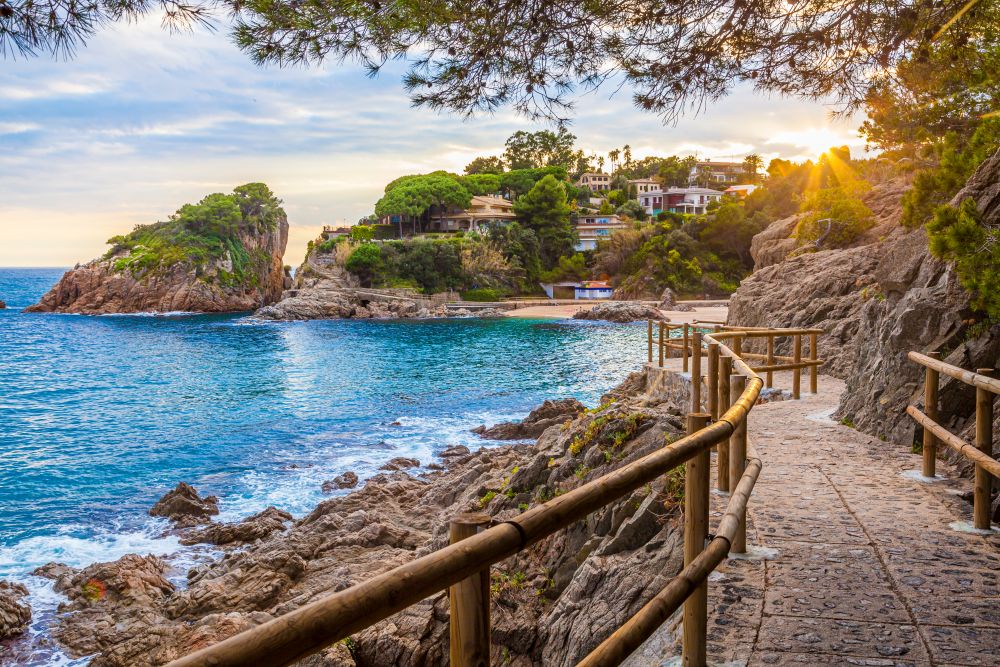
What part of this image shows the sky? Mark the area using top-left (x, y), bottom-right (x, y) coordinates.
top-left (0, 17), bottom-right (870, 268)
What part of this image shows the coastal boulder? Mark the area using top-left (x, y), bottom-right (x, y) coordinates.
top-left (572, 302), bottom-right (666, 323)
top-left (150, 482), bottom-right (219, 526)
top-left (380, 457), bottom-right (420, 471)
top-left (474, 398), bottom-right (585, 440)
top-left (181, 507), bottom-right (293, 546)
top-left (658, 288), bottom-right (692, 312)
top-left (0, 299), bottom-right (6, 309)
top-left (322, 471), bottom-right (359, 492)
top-left (0, 580), bottom-right (31, 640)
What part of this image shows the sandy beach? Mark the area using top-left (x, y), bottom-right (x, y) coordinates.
top-left (503, 302), bottom-right (729, 323)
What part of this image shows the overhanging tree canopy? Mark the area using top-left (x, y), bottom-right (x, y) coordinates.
top-left (1, 0), bottom-right (984, 122)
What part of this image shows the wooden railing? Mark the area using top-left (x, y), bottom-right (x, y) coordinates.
top-left (907, 351), bottom-right (999, 530)
top-left (166, 326), bottom-right (821, 667)
top-left (647, 321), bottom-right (824, 399)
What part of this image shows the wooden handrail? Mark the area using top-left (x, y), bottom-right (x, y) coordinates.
top-left (908, 351), bottom-right (1000, 395)
top-left (907, 352), bottom-right (998, 530)
top-left (906, 406), bottom-right (1000, 478)
top-left (166, 325), bottom-right (817, 667)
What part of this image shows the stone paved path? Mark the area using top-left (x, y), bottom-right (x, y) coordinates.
top-left (627, 368), bottom-right (1000, 667)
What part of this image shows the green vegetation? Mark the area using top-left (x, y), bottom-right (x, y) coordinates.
top-left (794, 183), bottom-right (875, 250)
top-left (512, 174), bottom-right (576, 267)
top-left (479, 490), bottom-right (497, 507)
top-left (927, 198), bottom-right (1000, 319)
top-left (104, 182), bottom-right (284, 287)
top-left (461, 288), bottom-right (504, 302)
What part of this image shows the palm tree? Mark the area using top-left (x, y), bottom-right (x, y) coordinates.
top-left (608, 148), bottom-right (621, 174)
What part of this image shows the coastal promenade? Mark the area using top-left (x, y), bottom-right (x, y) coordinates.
top-left (628, 367), bottom-right (1000, 666)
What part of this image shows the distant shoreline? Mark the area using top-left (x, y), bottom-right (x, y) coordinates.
top-left (504, 302), bottom-right (729, 323)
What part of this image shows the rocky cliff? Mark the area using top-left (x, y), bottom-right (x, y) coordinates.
top-left (40, 373), bottom-right (691, 666)
top-left (27, 184), bottom-right (289, 314)
top-left (730, 155), bottom-right (1000, 445)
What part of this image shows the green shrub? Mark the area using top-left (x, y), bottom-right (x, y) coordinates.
top-left (927, 198), bottom-right (1000, 318)
top-left (794, 184), bottom-right (874, 249)
top-left (345, 244), bottom-right (383, 286)
top-left (461, 288), bottom-right (504, 302)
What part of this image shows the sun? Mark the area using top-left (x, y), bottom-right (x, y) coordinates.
top-left (766, 127), bottom-right (860, 161)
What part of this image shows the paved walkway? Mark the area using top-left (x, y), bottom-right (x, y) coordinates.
top-left (627, 369), bottom-right (1000, 666)
top-left (704, 373), bottom-right (1000, 667)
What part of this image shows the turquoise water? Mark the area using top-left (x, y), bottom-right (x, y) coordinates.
top-left (0, 268), bottom-right (645, 590)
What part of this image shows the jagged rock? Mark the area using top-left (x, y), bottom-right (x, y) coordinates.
top-left (730, 158), bottom-right (1000, 444)
top-left (49, 373), bottom-right (689, 667)
top-left (439, 445), bottom-right (470, 458)
top-left (149, 482), bottom-right (219, 527)
top-left (473, 398), bottom-right (585, 440)
top-left (0, 300), bottom-right (6, 309)
top-left (181, 507), bottom-right (293, 546)
top-left (0, 580), bottom-right (31, 640)
top-left (379, 457), bottom-right (420, 471)
top-left (322, 471), bottom-right (359, 492)
top-left (658, 288), bottom-right (693, 312)
top-left (26, 202), bottom-right (288, 314)
top-left (573, 302), bottom-right (666, 323)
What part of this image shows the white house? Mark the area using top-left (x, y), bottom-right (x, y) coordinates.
top-left (638, 187), bottom-right (724, 216)
top-left (575, 214), bottom-right (629, 250)
top-left (724, 184), bottom-right (758, 198)
top-left (627, 178), bottom-right (659, 194)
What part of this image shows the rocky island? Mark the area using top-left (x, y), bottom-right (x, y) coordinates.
top-left (27, 183), bottom-right (289, 314)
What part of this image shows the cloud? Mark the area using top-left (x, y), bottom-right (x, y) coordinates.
top-left (1, 16), bottom-right (868, 268)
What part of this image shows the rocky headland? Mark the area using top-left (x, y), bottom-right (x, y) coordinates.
top-left (27, 183), bottom-right (289, 314)
top-left (24, 372), bottom-right (697, 666)
top-left (728, 152), bottom-right (1000, 517)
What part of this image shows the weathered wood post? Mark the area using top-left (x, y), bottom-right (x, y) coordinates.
top-left (647, 320), bottom-right (653, 363)
top-left (707, 342), bottom-right (719, 422)
top-left (922, 351), bottom-right (941, 479)
top-left (449, 513), bottom-right (492, 667)
top-left (974, 368), bottom-right (994, 530)
top-left (691, 332), bottom-right (703, 414)
top-left (683, 412), bottom-right (711, 667)
top-left (809, 332), bottom-right (818, 394)
top-left (792, 334), bottom-right (802, 400)
top-left (732, 334), bottom-right (742, 360)
top-left (729, 375), bottom-right (749, 553)
top-left (658, 321), bottom-right (664, 368)
top-left (683, 323), bottom-right (690, 373)
top-left (765, 334), bottom-right (775, 389)
top-left (717, 356), bottom-right (732, 493)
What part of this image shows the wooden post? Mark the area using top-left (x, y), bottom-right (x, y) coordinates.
top-left (658, 322), bottom-right (664, 368)
top-left (765, 334), bottom-right (775, 389)
top-left (809, 332), bottom-right (818, 394)
top-left (732, 335), bottom-right (742, 360)
top-left (707, 342), bottom-right (719, 422)
top-left (729, 375), bottom-right (748, 553)
top-left (717, 357), bottom-right (732, 493)
top-left (647, 320), bottom-right (653, 364)
top-left (683, 413), bottom-right (711, 667)
top-left (792, 334), bottom-right (802, 400)
top-left (682, 323), bottom-right (690, 373)
top-left (922, 351), bottom-right (941, 479)
top-left (974, 369), bottom-right (994, 531)
top-left (691, 332), bottom-right (703, 414)
top-left (449, 513), bottom-right (492, 667)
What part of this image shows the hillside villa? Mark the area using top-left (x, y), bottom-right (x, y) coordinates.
top-left (575, 213), bottom-right (629, 251)
top-left (576, 172), bottom-right (612, 192)
top-left (638, 186), bottom-right (724, 216)
top-left (691, 160), bottom-right (744, 185)
top-left (628, 177), bottom-right (659, 194)
top-left (380, 195), bottom-right (516, 235)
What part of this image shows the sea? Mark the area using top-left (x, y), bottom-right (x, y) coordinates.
top-left (0, 267), bottom-right (647, 665)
